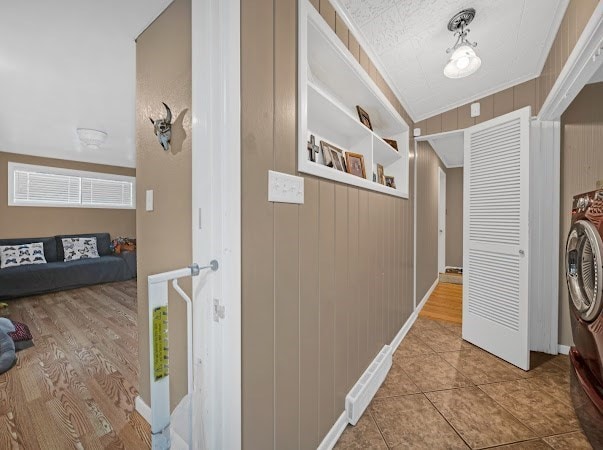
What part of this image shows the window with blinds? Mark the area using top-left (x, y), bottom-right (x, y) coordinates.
top-left (8, 162), bottom-right (135, 209)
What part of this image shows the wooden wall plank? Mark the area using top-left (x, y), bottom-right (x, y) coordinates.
top-left (299, 179), bottom-right (320, 450)
top-left (425, 114), bottom-right (442, 135)
top-left (441, 109), bottom-right (458, 132)
top-left (335, 14), bottom-right (349, 47)
top-left (475, 95), bottom-right (494, 124)
top-left (513, 79), bottom-right (537, 113)
top-left (334, 185), bottom-right (349, 409)
top-left (348, 34), bottom-right (360, 63)
top-left (274, 0), bottom-right (299, 446)
top-left (319, 0), bottom-right (336, 32)
top-left (241, 0), bottom-right (275, 446)
top-left (493, 87), bottom-right (514, 117)
top-left (347, 189), bottom-right (360, 385)
top-left (359, 47), bottom-right (370, 73)
top-left (357, 190), bottom-right (370, 373)
top-left (457, 104), bottom-right (475, 128)
top-left (318, 181), bottom-right (336, 437)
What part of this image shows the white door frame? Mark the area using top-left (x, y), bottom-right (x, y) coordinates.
top-left (191, 0), bottom-right (241, 448)
top-left (438, 167), bottom-right (446, 274)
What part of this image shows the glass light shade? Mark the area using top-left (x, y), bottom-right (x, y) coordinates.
top-left (444, 45), bottom-right (482, 79)
top-left (77, 128), bottom-right (107, 149)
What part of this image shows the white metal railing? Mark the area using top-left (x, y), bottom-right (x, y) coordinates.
top-left (148, 261), bottom-right (218, 450)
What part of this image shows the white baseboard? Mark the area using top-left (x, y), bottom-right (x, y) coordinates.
top-left (317, 411), bottom-right (348, 450)
top-left (557, 344), bottom-right (571, 355)
top-left (135, 396), bottom-right (151, 424)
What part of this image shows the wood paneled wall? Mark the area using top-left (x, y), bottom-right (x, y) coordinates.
top-left (416, 0), bottom-right (598, 133)
top-left (446, 168), bottom-right (464, 268)
top-left (559, 82), bottom-right (603, 346)
top-left (241, 0), bottom-right (415, 448)
top-left (415, 142), bottom-right (445, 301)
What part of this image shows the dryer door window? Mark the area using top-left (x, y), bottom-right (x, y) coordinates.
top-left (566, 220), bottom-right (603, 322)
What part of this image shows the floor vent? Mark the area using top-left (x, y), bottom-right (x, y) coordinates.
top-left (345, 345), bottom-right (392, 425)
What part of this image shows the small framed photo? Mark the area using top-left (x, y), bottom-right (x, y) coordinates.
top-left (377, 164), bottom-right (385, 185)
top-left (356, 105), bottom-right (372, 130)
top-left (345, 152), bottom-right (366, 179)
top-left (383, 139), bottom-right (398, 151)
top-left (385, 176), bottom-right (396, 189)
top-left (321, 141), bottom-right (346, 172)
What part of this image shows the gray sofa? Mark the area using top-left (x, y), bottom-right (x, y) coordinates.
top-left (0, 233), bottom-right (136, 300)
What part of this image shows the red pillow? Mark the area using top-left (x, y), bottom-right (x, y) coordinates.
top-left (8, 321), bottom-right (32, 342)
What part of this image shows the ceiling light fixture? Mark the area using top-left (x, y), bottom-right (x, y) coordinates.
top-left (77, 128), bottom-right (107, 149)
top-left (443, 8), bottom-right (481, 79)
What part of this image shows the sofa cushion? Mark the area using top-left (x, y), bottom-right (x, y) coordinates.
top-left (61, 237), bottom-right (100, 261)
top-left (0, 242), bottom-right (47, 268)
top-left (56, 233), bottom-right (111, 260)
top-left (0, 255), bottom-right (131, 300)
top-left (0, 237), bottom-right (57, 263)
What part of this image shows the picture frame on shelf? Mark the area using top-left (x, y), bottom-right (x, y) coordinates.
top-left (345, 152), bottom-right (366, 179)
top-left (356, 105), bottom-right (372, 130)
top-left (383, 139), bottom-right (398, 151)
top-left (377, 164), bottom-right (385, 185)
top-left (385, 176), bottom-right (396, 189)
top-left (320, 140), bottom-right (333, 167)
top-left (321, 141), bottom-right (347, 172)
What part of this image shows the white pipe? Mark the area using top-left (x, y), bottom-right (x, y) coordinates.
top-left (149, 267), bottom-right (192, 285)
top-left (172, 278), bottom-right (194, 395)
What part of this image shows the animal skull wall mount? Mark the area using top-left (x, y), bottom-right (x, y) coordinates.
top-left (149, 102), bottom-right (173, 151)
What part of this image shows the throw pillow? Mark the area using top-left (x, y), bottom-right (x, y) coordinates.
top-left (0, 242), bottom-right (47, 269)
top-left (62, 237), bottom-right (100, 262)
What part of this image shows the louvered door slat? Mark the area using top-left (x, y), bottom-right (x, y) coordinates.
top-left (463, 107), bottom-right (530, 371)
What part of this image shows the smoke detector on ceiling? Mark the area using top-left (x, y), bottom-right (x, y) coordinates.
top-left (77, 128), bottom-right (107, 149)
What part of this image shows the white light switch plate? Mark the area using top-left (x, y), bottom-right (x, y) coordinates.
top-left (146, 190), bottom-right (154, 211)
top-left (471, 102), bottom-right (480, 117)
top-left (268, 170), bottom-right (304, 204)
top-left (413, 128), bottom-right (421, 137)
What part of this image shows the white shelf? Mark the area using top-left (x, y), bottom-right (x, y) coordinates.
top-left (298, 0), bottom-right (410, 199)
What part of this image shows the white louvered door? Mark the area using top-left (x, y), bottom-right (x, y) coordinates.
top-left (463, 107), bottom-right (531, 370)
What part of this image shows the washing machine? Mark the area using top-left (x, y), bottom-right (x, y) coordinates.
top-left (566, 189), bottom-right (603, 447)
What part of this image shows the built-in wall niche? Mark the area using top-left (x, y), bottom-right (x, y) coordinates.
top-left (298, 0), bottom-right (410, 198)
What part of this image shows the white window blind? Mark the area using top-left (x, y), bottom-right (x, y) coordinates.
top-left (8, 162), bottom-right (135, 209)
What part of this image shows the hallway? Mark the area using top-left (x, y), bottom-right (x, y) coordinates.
top-left (335, 316), bottom-right (591, 449)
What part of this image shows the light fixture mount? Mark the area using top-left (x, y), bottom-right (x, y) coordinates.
top-left (447, 8), bottom-right (475, 32)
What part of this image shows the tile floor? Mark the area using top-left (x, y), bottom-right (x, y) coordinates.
top-left (335, 317), bottom-right (593, 449)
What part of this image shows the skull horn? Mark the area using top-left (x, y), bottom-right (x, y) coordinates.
top-left (163, 102), bottom-right (172, 123)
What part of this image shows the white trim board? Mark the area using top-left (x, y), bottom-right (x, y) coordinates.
top-left (135, 396), bottom-right (151, 424)
top-left (558, 345), bottom-right (571, 355)
top-left (317, 278), bottom-right (434, 450)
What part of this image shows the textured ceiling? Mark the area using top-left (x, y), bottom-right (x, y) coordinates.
top-left (339, 0), bottom-right (567, 121)
top-left (0, 0), bottom-right (172, 168)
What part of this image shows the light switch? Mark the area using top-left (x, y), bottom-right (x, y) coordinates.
top-left (470, 102), bottom-right (481, 117)
top-left (413, 128), bottom-right (421, 137)
top-left (146, 190), bottom-right (154, 211)
top-left (268, 170), bottom-right (304, 204)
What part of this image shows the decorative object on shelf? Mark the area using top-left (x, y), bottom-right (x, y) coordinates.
top-left (356, 105), bottom-right (372, 130)
top-left (307, 134), bottom-right (320, 162)
top-left (149, 102), bottom-right (173, 151)
top-left (377, 164), bottom-right (385, 185)
top-left (385, 176), bottom-right (396, 189)
top-left (444, 8), bottom-right (481, 79)
top-left (76, 128), bottom-right (107, 149)
top-left (383, 139), bottom-right (398, 151)
top-left (345, 152), bottom-right (366, 179)
top-left (320, 140), bottom-right (333, 167)
top-left (321, 141), bottom-right (347, 171)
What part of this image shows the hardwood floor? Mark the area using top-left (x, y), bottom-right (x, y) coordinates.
top-left (419, 282), bottom-right (463, 324)
top-left (0, 280), bottom-right (150, 449)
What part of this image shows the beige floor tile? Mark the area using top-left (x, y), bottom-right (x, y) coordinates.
top-left (435, 320), bottom-right (463, 336)
top-left (369, 394), bottom-right (468, 449)
top-left (479, 378), bottom-right (580, 437)
top-left (414, 324), bottom-right (473, 353)
top-left (400, 353), bottom-right (473, 392)
top-left (543, 431), bottom-right (594, 449)
top-left (440, 347), bottom-right (529, 385)
top-left (426, 387), bottom-right (535, 449)
top-left (374, 362), bottom-right (421, 399)
top-left (334, 413), bottom-right (387, 449)
top-left (488, 439), bottom-right (552, 449)
top-left (393, 334), bottom-right (435, 361)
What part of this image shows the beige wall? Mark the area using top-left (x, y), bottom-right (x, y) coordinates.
top-left (241, 0), bottom-right (415, 447)
top-left (559, 82), bottom-right (603, 346)
top-left (415, 141), bottom-right (445, 300)
top-left (0, 151), bottom-right (135, 239)
top-left (446, 168), bottom-right (463, 268)
top-left (416, 0), bottom-right (598, 132)
top-left (135, 0), bottom-right (192, 410)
